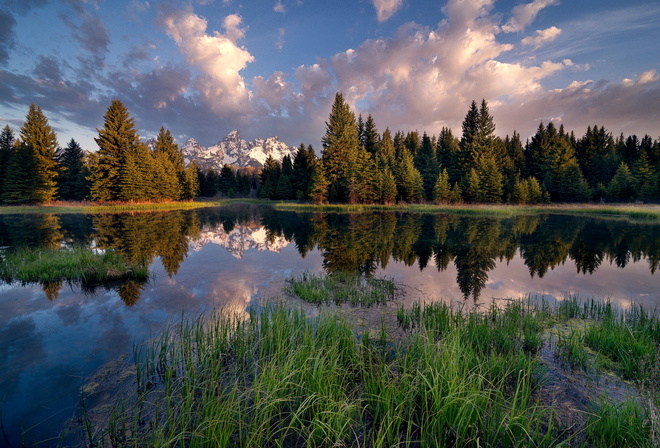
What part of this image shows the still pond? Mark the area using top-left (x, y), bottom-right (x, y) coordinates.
top-left (0, 204), bottom-right (658, 445)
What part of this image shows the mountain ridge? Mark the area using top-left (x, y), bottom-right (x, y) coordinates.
top-left (181, 129), bottom-right (296, 171)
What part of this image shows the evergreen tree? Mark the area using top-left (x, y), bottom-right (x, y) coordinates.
top-left (458, 100), bottom-right (480, 177)
top-left (607, 162), bottom-right (636, 202)
top-left (154, 126), bottom-right (186, 199)
top-left (308, 162), bottom-right (329, 204)
top-left (432, 168), bottom-right (451, 204)
top-left (292, 143), bottom-right (316, 199)
top-left (462, 168), bottom-right (482, 203)
top-left (478, 155), bottom-right (503, 203)
top-left (376, 128), bottom-right (396, 170)
top-left (321, 93), bottom-right (360, 202)
top-left (362, 114), bottom-right (380, 155)
top-left (394, 148), bottom-right (423, 202)
top-left (414, 132), bottom-right (439, 199)
top-left (181, 161), bottom-right (199, 200)
top-left (18, 104), bottom-right (60, 203)
top-left (437, 126), bottom-right (461, 183)
top-left (2, 140), bottom-right (38, 204)
top-left (0, 125), bottom-right (16, 199)
top-left (90, 100), bottom-right (143, 201)
top-left (259, 155), bottom-right (281, 199)
top-left (57, 139), bottom-right (89, 200)
top-left (379, 166), bottom-right (398, 204)
top-left (511, 178), bottom-right (530, 204)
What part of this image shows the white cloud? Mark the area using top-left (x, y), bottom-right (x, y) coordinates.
top-left (274, 1), bottom-right (285, 14)
top-left (521, 26), bottom-right (562, 48)
top-left (502, 0), bottom-right (559, 33)
top-left (372, 0), bottom-right (404, 23)
top-left (275, 27), bottom-right (285, 50)
top-left (160, 9), bottom-right (254, 115)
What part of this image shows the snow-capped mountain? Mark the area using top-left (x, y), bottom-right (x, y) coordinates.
top-left (189, 222), bottom-right (289, 259)
top-left (182, 130), bottom-right (296, 171)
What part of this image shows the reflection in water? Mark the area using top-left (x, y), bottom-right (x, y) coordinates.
top-left (1, 207), bottom-right (659, 304)
top-left (0, 206), bottom-right (659, 444)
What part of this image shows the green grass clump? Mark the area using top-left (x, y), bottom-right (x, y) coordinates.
top-left (76, 295), bottom-right (660, 447)
top-left (0, 246), bottom-right (148, 284)
top-left (286, 271), bottom-right (396, 306)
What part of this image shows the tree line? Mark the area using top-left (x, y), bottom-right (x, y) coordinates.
top-left (2, 94), bottom-right (659, 205)
top-left (0, 100), bottom-right (199, 204)
top-left (258, 93), bottom-right (660, 204)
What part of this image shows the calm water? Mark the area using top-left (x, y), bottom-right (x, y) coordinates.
top-left (0, 205), bottom-right (658, 445)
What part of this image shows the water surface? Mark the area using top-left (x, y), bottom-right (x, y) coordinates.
top-left (0, 205), bottom-right (658, 445)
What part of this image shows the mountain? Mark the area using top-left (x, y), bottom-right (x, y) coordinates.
top-left (189, 221), bottom-right (289, 259)
top-left (181, 130), bottom-right (296, 171)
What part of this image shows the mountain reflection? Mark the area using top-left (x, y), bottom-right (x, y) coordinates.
top-left (0, 206), bottom-right (658, 303)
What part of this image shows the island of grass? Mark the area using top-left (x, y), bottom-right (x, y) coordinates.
top-left (0, 246), bottom-right (149, 285)
top-left (67, 273), bottom-right (660, 447)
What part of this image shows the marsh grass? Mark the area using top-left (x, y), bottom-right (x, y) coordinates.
top-left (0, 246), bottom-right (148, 284)
top-left (73, 290), bottom-right (660, 447)
top-left (0, 199), bottom-right (231, 215)
top-left (286, 271), bottom-right (397, 306)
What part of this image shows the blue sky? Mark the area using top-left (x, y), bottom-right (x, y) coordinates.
top-left (1, 0), bottom-right (659, 151)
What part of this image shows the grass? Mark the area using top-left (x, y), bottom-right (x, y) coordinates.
top-left (0, 199), bottom-right (231, 215)
top-left (274, 202), bottom-right (660, 220)
top-left (70, 289), bottom-right (660, 447)
top-left (286, 271), bottom-right (397, 306)
top-left (0, 246), bottom-right (149, 284)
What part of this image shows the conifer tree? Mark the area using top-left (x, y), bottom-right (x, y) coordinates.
top-left (17, 104), bottom-right (60, 203)
top-left (154, 126), bottom-right (186, 199)
top-left (321, 93), bottom-right (360, 202)
top-left (57, 139), bottom-right (89, 200)
top-left (437, 127), bottom-right (461, 183)
top-left (414, 132), bottom-right (439, 199)
top-left (377, 128), bottom-right (396, 170)
top-left (607, 162), bottom-right (636, 202)
top-left (308, 162), bottom-right (329, 204)
top-left (0, 125), bottom-right (16, 199)
top-left (394, 149), bottom-right (423, 202)
top-left (362, 114), bottom-right (380, 155)
top-left (462, 168), bottom-right (482, 203)
top-left (292, 143), bottom-right (316, 199)
top-left (181, 161), bottom-right (199, 200)
top-left (379, 166), bottom-right (398, 204)
top-left (90, 100), bottom-right (143, 201)
top-left (2, 140), bottom-right (38, 204)
top-left (433, 168), bottom-right (451, 204)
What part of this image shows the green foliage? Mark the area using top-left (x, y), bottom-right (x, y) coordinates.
top-left (433, 168), bottom-right (451, 204)
top-left (607, 162), bottom-right (636, 202)
top-left (57, 139), bottom-right (90, 200)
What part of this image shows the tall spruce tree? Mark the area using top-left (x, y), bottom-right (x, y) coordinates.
top-left (154, 126), bottom-right (185, 199)
top-left (0, 125), bottom-right (16, 199)
top-left (292, 143), bottom-right (316, 199)
top-left (16, 104), bottom-right (60, 203)
top-left (321, 92), bottom-right (360, 202)
top-left (414, 132), bottom-right (439, 200)
top-left (57, 139), bottom-right (89, 200)
top-left (90, 100), bottom-right (143, 201)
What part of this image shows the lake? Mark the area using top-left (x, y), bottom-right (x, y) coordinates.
top-left (0, 204), bottom-right (658, 445)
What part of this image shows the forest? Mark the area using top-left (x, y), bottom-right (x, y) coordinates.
top-left (1, 93), bottom-right (659, 205)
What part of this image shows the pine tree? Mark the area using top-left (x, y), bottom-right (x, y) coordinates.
top-left (477, 155), bottom-right (503, 203)
top-left (0, 125), bottom-right (16, 199)
top-left (362, 114), bottom-right (380, 155)
top-left (18, 104), bottom-right (60, 203)
top-left (607, 162), bottom-right (636, 202)
top-left (154, 126), bottom-right (186, 199)
top-left (462, 168), bottom-right (482, 203)
top-left (90, 100), bottom-right (143, 201)
top-left (308, 162), bottom-right (329, 204)
top-left (376, 128), bottom-right (396, 170)
top-left (437, 126), bottom-right (461, 183)
top-left (2, 140), bottom-right (38, 204)
top-left (379, 166), bottom-right (398, 204)
top-left (292, 143), bottom-right (316, 199)
top-left (181, 161), bottom-right (199, 200)
top-left (394, 148), bottom-right (423, 202)
top-left (259, 155), bottom-right (281, 199)
top-left (433, 168), bottom-right (451, 204)
top-left (57, 139), bottom-right (89, 200)
top-left (321, 92), bottom-right (360, 202)
top-left (414, 132), bottom-right (439, 200)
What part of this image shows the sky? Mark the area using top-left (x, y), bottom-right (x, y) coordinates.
top-left (1, 0), bottom-right (659, 152)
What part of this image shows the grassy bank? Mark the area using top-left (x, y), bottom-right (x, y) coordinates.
top-left (0, 199), bottom-right (230, 215)
top-left (274, 202), bottom-right (660, 220)
top-left (72, 277), bottom-right (660, 447)
top-left (0, 246), bottom-right (149, 284)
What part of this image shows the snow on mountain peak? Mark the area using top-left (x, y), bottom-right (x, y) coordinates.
top-left (182, 130), bottom-right (296, 170)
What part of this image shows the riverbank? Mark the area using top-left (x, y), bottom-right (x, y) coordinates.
top-left (64, 274), bottom-right (660, 447)
top-left (1, 199), bottom-right (659, 221)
